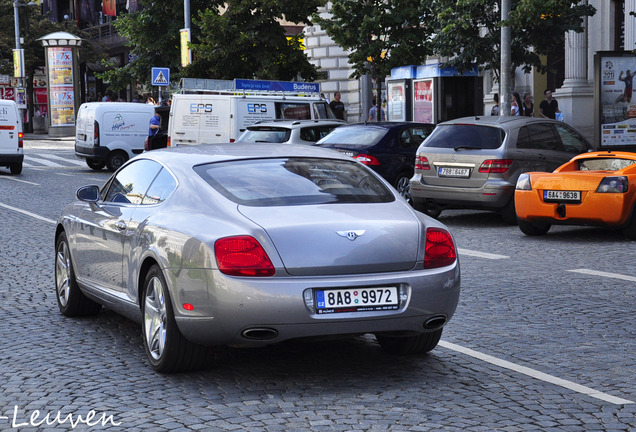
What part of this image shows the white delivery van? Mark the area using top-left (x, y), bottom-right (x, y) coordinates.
top-left (168, 79), bottom-right (336, 146)
top-left (0, 100), bottom-right (24, 175)
top-left (75, 102), bottom-right (155, 171)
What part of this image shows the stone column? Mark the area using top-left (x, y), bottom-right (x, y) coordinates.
top-left (562, 26), bottom-right (588, 88)
top-left (553, 15), bottom-right (594, 142)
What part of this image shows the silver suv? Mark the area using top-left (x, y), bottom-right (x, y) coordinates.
top-left (237, 119), bottom-right (345, 145)
top-left (410, 116), bottom-right (592, 223)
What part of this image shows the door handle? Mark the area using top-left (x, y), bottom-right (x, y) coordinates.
top-left (115, 221), bottom-right (127, 231)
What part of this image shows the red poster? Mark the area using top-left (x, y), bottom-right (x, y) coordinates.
top-left (34, 87), bottom-right (48, 104)
top-left (2, 87), bottom-right (15, 101)
top-left (102, 0), bottom-right (116, 16)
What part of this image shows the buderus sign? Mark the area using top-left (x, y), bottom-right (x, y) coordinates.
top-left (235, 79), bottom-right (320, 93)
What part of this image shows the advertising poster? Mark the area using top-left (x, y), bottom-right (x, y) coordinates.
top-left (413, 79), bottom-right (434, 123)
top-left (387, 81), bottom-right (406, 121)
top-left (598, 53), bottom-right (636, 147)
top-left (102, 0), bottom-right (116, 16)
top-left (48, 47), bottom-right (75, 126)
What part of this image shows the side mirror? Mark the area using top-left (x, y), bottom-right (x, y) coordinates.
top-left (76, 185), bottom-right (100, 202)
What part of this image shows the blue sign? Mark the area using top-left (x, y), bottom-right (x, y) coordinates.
top-left (151, 67), bottom-right (170, 87)
top-left (234, 79), bottom-right (320, 93)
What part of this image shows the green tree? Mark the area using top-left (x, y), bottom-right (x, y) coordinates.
top-left (189, 0), bottom-right (324, 81)
top-left (433, 0), bottom-right (596, 82)
top-left (0, 0), bottom-right (105, 131)
top-left (100, 0), bottom-right (324, 90)
top-left (313, 0), bottom-right (435, 120)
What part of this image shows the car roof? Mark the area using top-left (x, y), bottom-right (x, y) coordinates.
top-left (439, 116), bottom-right (560, 128)
top-left (250, 119), bottom-right (346, 128)
top-left (139, 143), bottom-right (350, 168)
top-left (347, 121), bottom-right (435, 129)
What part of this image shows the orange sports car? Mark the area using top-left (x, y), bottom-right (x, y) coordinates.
top-left (515, 151), bottom-right (636, 238)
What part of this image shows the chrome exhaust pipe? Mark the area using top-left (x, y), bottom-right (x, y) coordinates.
top-left (423, 316), bottom-right (447, 330)
top-left (241, 328), bottom-right (279, 340)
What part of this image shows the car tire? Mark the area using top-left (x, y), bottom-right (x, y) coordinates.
top-left (394, 172), bottom-right (413, 204)
top-left (106, 151), bottom-right (128, 172)
top-left (412, 200), bottom-right (442, 218)
top-left (9, 163), bottom-right (22, 175)
top-left (500, 197), bottom-right (518, 225)
top-left (517, 219), bottom-right (551, 236)
top-left (622, 212), bottom-right (636, 239)
top-left (375, 329), bottom-right (443, 355)
top-left (142, 264), bottom-right (207, 373)
top-left (86, 159), bottom-right (106, 170)
top-left (55, 231), bottom-right (102, 316)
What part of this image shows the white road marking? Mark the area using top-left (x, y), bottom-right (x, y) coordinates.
top-left (0, 176), bottom-right (39, 185)
top-left (458, 248), bottom-right (509, 260)
top-left (22, 157), bottom-right (61, 167)
top-left (439, 340), bottom-right (634, 405)
top-left (35, 153), bottom-right (85, 166)
top-left (567, 268), bottom-right (636, 283)
top-left (0, 202), bottom-right (56, 224)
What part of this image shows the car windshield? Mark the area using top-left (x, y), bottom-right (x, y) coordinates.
top-left (239, 127), bottom-right (291, 143)
top-left (423, 124), bottom-right (505, 150)
top-left (194, 157), bottom-right (395, 206)
top-left (578, 158), bottom-right (636, 171)
top-left (315, 126), bottom-right (385, 147)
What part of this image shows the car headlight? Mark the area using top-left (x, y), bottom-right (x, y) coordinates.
top-left (516, 173), bottom-right (531, 191)
top-left (596, 176), bottom-right (628, 193)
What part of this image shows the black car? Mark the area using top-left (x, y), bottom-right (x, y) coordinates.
top-left (314, 122), bottom-right (435, 202)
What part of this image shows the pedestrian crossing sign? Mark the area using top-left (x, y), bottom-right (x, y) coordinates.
top-left (151, 67), bottom-right (170, 87)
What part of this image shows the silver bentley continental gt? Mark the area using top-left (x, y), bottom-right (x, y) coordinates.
top-left (55, 143), bottom-right (461, 372)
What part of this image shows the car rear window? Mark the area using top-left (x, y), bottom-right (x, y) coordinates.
top-left (315, 126), bottom-right (385, 147)
top-left (422, 124), bottom-right (505, 150)
top-left (194, 158), bottom-right (395, 206)
top-left (578, 158), bottom-right (636, 171)
top-left (239, 127), bottom-right (291, 143)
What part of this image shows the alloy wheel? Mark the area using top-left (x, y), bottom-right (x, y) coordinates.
top-left (55, 240), bottom-right (71, 307)
top-left (144, 276), bottom-right (167, 361)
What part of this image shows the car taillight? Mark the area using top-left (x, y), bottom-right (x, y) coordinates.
top-left (18, 132), bottom-right (23, 148)
top-left (354, 154), bottom-right (380, 165)
top-left (479, 159), bottom-right (513, 173)
top-left (167, 136), bottom-right (171, 147)
top-left (424, 228), bottom-right (457, 269)
top-left (515, 173), bottom-right (531, 190)
top-left (415, 155), bottom-right (431, 170)
top-left (94, 121), bottom-right (100, 145)
top-left (215, 236), bottom-right (275, 277)
top-left (596, 176), bottom-right (628, 193)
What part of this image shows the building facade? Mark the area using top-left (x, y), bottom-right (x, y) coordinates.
top-left (305, 1), bottom-right (636, 146)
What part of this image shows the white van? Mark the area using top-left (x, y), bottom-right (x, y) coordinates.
top-left (0, 100), bottom-right (24, 175)
top-left (168, 79), bottom-right (336, 146)
top-left (75, 102), bottom-right (155, 171)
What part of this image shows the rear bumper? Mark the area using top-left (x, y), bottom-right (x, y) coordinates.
top-left (170, 265), bottom-right (461, 347)
top-left (410, 174), bottom-right (514, 210)
top-left (75, 142), bottom-right (108, 161)
top-left (515, 189), bottom-right (634, 226)
top-left (0, 153), bottom-right (24, 165)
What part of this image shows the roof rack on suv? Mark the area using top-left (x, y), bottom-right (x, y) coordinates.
top-left (178, 78), bottom-right (322, 98)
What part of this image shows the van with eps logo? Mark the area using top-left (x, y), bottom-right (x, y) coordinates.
top-left (75, 102), bottom-right (155, 171)
top-left (0, 99), bottom-right (24, 175)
